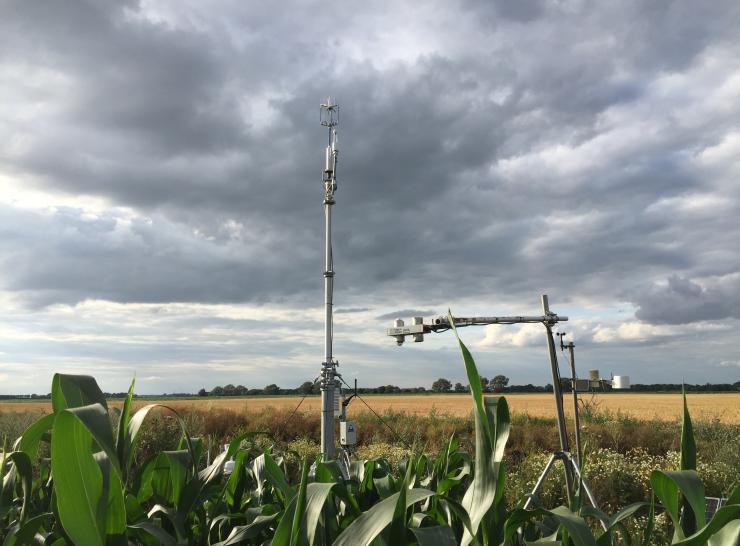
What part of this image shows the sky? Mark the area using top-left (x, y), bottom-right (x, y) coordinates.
top-left (1, 0), bottom-right (739, 394)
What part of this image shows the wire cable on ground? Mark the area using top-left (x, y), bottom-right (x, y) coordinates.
top-left (339, 376), bottom-right (413, 451)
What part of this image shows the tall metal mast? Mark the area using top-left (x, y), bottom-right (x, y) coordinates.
top-left (319, 98), bottom-right (339, 461)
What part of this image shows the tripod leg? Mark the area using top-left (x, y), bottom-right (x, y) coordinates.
top-left (541, 297), bottom-right (575, 505)
top-left (523, 453), bottom-right (558, 510)
top-left (568, 457), bottom-right (608, 531)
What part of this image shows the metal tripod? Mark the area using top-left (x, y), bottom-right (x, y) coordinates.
top-left (522, 296), bottom-right (602, 522)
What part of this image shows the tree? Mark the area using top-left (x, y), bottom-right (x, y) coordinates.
top-left (235, 385), bottom-right (248, 395)
top-left (431, 378), bottom-right (452, 392)
top-left (298, 381), bottom-right (314, 395)
top-left (480, 377), bottom-right (490, 392)
top-left (211, 386), bottom-right (224, 396)
top-left (263, 384), bottom-right (280, 395)
top-left (223, 384), bottom-right (236, 396)
top-left (454, 382), bottom-right (466, 392)
top-left (491, 375), bottom-right (509, 392)
top-left (197, 388), bottom-right (208, 397)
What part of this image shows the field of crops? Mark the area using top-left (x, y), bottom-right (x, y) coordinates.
top-left (1, 328), bottom-right (738, 545)
top-left (3, 392), bottom-right (739, 424)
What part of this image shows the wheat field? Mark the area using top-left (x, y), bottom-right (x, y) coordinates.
top-left (2, 392), bottom-right (738, 423)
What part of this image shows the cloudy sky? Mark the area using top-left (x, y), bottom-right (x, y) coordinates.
top-left (1, 0), bottom-right (739, 394)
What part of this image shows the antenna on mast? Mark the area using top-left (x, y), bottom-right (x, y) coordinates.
top-left (319, 97), bottom-right (339, 461)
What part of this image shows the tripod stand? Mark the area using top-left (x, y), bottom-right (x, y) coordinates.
top-left (522, 297), bottom-right (602, 523)
top-left (387, 295), bottom-right (605, 519)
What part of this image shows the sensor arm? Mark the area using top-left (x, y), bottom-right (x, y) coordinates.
top-left (387, 313), bottom-right (568, 345)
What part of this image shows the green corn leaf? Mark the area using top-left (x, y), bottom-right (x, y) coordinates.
top-left (449, 311), bottom-right (510, 546)
top-left (147, 503), bottom-right (187, 540)
top-left (411, 512), bottom-right (430, 528)
top-left (115, 378), bottom-right (135, 481)
top-left (670, 505), bottom-right (740, 546)
top-left (128, 521), bottom-right (178, 546)
top-left (65, 403), bottom-right (122, 480)
top-left (680, 387), bottom-right (696, 472)
top-left (387, 462), bottom-right (412, 544)
top-left (15, 413), bottom-right (54, 458)
top-left (2, 512), bottom-right (52, 546)
top-left (411, 525), bottom-right (458, 546)
top-left (300, 482), bottom-right (338, 546)
top-left (271, 481), bottom-right (338, 546)
top-left (316, 462), bottom-right (360, 518)
top-left (225, 450), bottom-right (249, 509)
top-left (51, 410), bottom-right (105, 546)
top-left (333, 488), bottom-right (435, 546)
top-left (583, 502), bottom-right (646, 545)
top-left (51, 374), bottom-right (107, 413)
top-left (93, 452), bottom-right (126, 539)
top-left (680, 386), bottom-right (698, 536)
top-left (547, 506), bottom-right (597, 546)
top-left (212, 513), bottom-right (278, 545)
top-left (502, 506), bottom-right (598, 546)
top-left (439, 497), bottom-right (474, 537)
top-left (727, 483), bottom-right (740, 505)
top-left (650, 470), bottom-right (706, 541)
top-left (373, 475), bottom-right (396, 499)
top-left (125, 404), bottom-right (198, 477)
top-left (262, 451), bottom-right (294, 506)
top-left (137, 451), bottom-right (189, 506)
top-left (290, 457), bottom-right (310, 546)
top-left (707, 519), bottom-right (740, 546)
top-left (5, 452), bottom-right (32, 525)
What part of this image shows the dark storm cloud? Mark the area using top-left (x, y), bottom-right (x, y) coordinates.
top-left (335, 307), bottom-right (371, 314)
top-left (0, 0), bottom-right (739, 317)
top-left (0, 205), bottom-right (317, 306)
top-left (632, 275), bottom-right (740, 325)
top-left (376, 310), bottom-right (436, 321)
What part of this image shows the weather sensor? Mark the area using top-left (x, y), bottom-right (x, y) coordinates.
top-left (388, 295), bottom-right (611, 518)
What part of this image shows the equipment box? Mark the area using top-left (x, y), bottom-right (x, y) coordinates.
top-left (340, 421), bottom-right (356, 446)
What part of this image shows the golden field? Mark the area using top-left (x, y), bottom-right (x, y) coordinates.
top-left (1, 392), bottom-right (738, 423)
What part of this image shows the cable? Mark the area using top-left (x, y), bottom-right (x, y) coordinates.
top-left (339, 376), bottom-right (413, 451)
top-left (275, 375), bottom-right (320, 439)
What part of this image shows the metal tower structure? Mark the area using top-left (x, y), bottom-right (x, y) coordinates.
top-left (319, 98), bottom-right (339, 461)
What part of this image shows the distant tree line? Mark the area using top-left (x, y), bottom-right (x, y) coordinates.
top-left (1, 380), bottom-right (736, 399)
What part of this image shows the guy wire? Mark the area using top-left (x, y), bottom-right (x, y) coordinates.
top-left (339, 375), bottom-right (413, 451)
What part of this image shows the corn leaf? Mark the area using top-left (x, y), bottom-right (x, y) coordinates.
top-left (262, 451), bottom-right (294, 506)
top-left (671, 505), bottom-right (740, 546)
top-left (271, 481), bottom-right (339, 546)
top-left (333, 488), bottom-right (435, 546)
top-left (290, 458), bottom-right (310, 546)
top-left (51, 410), bottom-right (105, 546)
top-left (64, 403), bottom-right (122, 480)
top-left (15, 413), bottom-right (54, 458)
top-left (5, 452), bottom-right (32, 525)
top-left (649, 470), bottom-right (706, 542)
top-left (680, 386), bottom-right (699, 536)
top-left (51, 374), bottom-right (107, 413)
top-left (212, 513), bottom-right (278, 545)
top-left (128, 521), bottom-right (178, 546)
top-left (411, 525), bottom-right (458, 546)
top-left (449, 312), bottom-right (510, 546)
top-left (2, 512), bottom-right (51, 546)
top-left (125, 404), bottom-right (197, 477)
top-left (547, 506), bottom-right (597, 546)
top-left (116, 378), bottom-right (136, 481)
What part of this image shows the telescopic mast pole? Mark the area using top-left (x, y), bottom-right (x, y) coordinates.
top-left (320, 99), bottom-right (339, 461)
